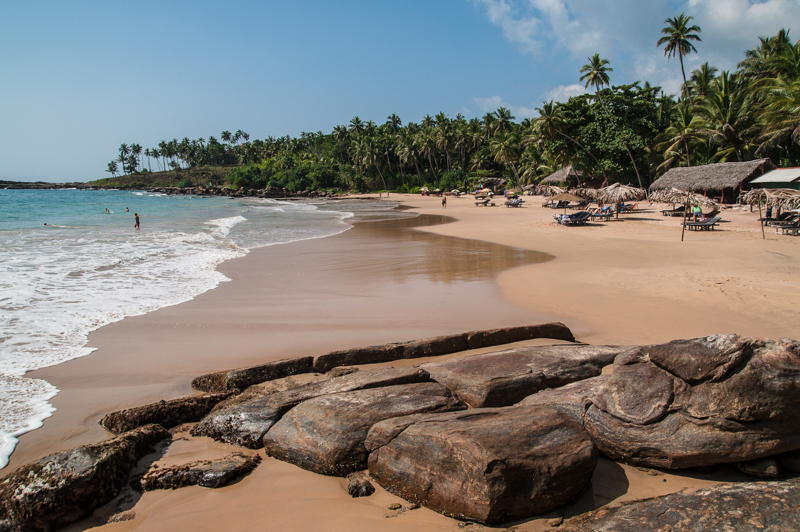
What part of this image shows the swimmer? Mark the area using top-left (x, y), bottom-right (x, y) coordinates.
top-left (105, 208), bottom-right (110, 213)
top-left (43, 223), bottom-right (47, 226)
top-left (126, 207), bottom-right (129, 212)
top-left (134, 213), bottom-right (140, 229)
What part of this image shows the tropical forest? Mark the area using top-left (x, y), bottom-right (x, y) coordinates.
top-left (94, 17), bottom-right (800, 193)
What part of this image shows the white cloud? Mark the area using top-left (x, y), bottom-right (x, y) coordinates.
top-left (472, 95), bottom-right (539, 118)
top-left (544, 84), bottom-right (587, 102)
top-left (472, 0), bottom-right (544, 53)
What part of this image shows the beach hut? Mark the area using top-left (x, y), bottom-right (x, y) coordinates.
top-left (540, 166), bottom-right (585, 187)
top-left (649, 159), bottom-right (775, 204)
top-left (748, 168), bottom-right (800, 190)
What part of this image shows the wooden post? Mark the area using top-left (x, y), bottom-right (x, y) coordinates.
top-left (681, 190), bottom-right (690, 242)
top-left (758, 192), bottom-right (765, 240)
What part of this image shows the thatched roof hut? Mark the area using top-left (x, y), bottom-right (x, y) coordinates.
top-left (541, 166), bottom-right (584, 185)
top-left (649, 159), bottom-right (775, 203)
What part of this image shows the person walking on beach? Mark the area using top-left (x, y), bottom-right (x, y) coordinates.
top-left (442, 196), bottom-right (447, 209)
top-left (134, 213), bottom-right (140, 230)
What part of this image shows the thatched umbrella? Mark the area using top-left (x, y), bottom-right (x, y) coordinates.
top-left (651, 187), bottom-right (720, 209)
top-left (569, 188), bottom-right (598, 200)
top-left (537, 185), bottom-right (564, 197)
top-left (548, 192), bottom-right (585, 214)
top-left (743, 188), bottom-right (800, 211)
top-left (597, 183), bottom-right (646, 218)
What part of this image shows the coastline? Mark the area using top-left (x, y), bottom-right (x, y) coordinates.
top-left (5, 193), bottom-right (800, 531)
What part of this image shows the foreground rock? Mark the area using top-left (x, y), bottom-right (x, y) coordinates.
top-left (421, 345), bottom-right (622, 408)
top-left (559, 478), bottom-right (800, 531)
top-left (312, 323), bottom-right (575, 372)
top-left (518, 375), bottom-right (610, 424)
top-left (100, 392), bottom-right (234, 434)
top-left (366, 406), bottom-right (597, 524)
top-left (192, 367), bottom-right (432, 448)
top-left (192, 357), bottom-right (314, 393)
top-left (0, 425), bottom-right (169, 532)
top-left (140, 453), bottom-right (260, 490)
top-left (585, 335), bottom-right (800, 468)
top-left (263, 383), bottom-right (464, 476)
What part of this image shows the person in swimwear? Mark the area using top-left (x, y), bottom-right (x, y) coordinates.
top-left (134, 213), bottom-right (140, 229)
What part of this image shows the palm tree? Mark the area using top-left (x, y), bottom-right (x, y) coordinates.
top-left (757, 77), bottom-right (800, 157)
top-left (697, 71), bottom-right (756, 162)
top-left (489, 131), bottom-right (521, 182)
top-left (688, 62), bottom-right (719, 101)
top-left (386, 113), bottom-right (402, 132)
top-left (106, 161), bottom-right (118, 177)
top-left (493, 107), bottom-right (515, 135)
top-left (655, 103), bottom-right (706, 170)
top-left (349, 116), bottom-right (364, 134)
top-left (130, 143), bottom-right (142, 172)
top-left (579, 54), bottom-right (613, 112)
top-left (657, 14), bottom-right (702, 105)
top-left (221, 130), bottom-right (232, 146)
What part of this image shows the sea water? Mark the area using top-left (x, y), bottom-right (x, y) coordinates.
top-left (0, 188), bottom-right (405, 469)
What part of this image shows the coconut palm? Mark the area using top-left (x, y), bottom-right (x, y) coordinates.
top-left (658, 14), bottom-right (702, 105)
top-left (106, 161), bottom-right (118, 177)
top-left (655, 103), bottom-right (707, 171)
top-left (579, 54), bottom-right (613, 112)
top-left (757, 77), bottom-right (800, 156)
top-left (493, 107), bottom-right (515, 135)
top-left (688, 62), bottom-right (718, 101)
top-left (530, 101), bottom-right (602, 169)
top-left (221, 131), bottom-right (232, 145)
top-left (489, 131), bottom-right (521, 182)
top-left (697, 71), bottom-right (756, 162)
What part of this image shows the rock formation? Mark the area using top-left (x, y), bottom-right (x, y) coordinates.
top-left (100, 392), bottom-right (234, 434)
top-left (559, 478), bottom-right (800, 531)
top-left (585, 335), bottom-right (800, 468)
top-left (192, 367), bottom-right (432, 448)
top-left (421, 345), bottom-right (621, 408)
top-left (140, 453), bottom-right (260, 490)
top-left (366, 406), bottom-right (598, 524)
top-left (0, 425), bottom-right (169, 532)
top-left (263, 383), bottom-right (464, 476)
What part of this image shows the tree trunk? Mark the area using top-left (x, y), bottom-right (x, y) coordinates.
top-left (680, 55), bottom-right (694, 106)
top-left (624, 143), bottom-right (644, 189)
top-left (684, 139), bottom-right (692, 166)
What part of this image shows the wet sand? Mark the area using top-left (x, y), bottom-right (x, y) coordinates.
top-left (8, 195), bottom-right (800, 531)
top-left (8, 213), bottom-right (552, 473)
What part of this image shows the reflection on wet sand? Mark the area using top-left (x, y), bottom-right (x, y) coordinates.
top-left (344, 214), bottom-right (553, 284)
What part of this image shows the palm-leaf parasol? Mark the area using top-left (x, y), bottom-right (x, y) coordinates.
top-left (597, 183), bottom-right (646, 218)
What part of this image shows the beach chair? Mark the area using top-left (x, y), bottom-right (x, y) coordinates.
top-left (684, 216), bottom-right (722, 231)
top-left (661, 205), bottom-right (685, 217)
top-left (589, 206), bottom-right (612, 221)
top-left (504, 198), bottom-right (523, 207)
top-left (474, 198), bottom-right (490, 207)
top-left (766, 213), bottom-right (797, 226)
top-left (620, 203), bottom-right (639, 213)
top-left (568, 199), bottom-right (589, 210)
top-left (772, 221), bottom-right (800, 235)
top-left (562, 211), bottom-right (592, 226)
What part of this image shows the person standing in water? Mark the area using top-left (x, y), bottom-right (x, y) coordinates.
top-left (134, 213), bottom-right (140, 230)
top-left (126, 207), bottom-right (129, 212)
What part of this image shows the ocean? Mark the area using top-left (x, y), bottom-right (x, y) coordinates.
top-left (0, 188), bottom-right (405, 469)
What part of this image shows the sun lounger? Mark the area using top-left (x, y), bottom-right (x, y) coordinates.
top-left (554, 211), bottom-right (592, 226)
top-left (662, 206), bottom-right (685, 217)
top-left (773, 222), bottom-right (800, 235)
top-left (505, 198), bottom-right (523, 207)
top-left (475, 198), bottom-right (490, 206)
top-left (766, 213), bottom-right (798, 226)
top-left (684, 216), bottom-right (722, 231)
top-left (568, 200), bottom-right (590, 210)
top-left (620, 203), bottom-right (639, 213)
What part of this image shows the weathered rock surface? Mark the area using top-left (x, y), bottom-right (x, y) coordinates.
top-left (191, 356), bottom-right (314, 393)
top-left (518, 375), bottom-right (610, 424)
top-left (100, 393), bottom-right (234, 434)
top-left (0, 425), bottom-right (169, 532)
top-left (140, 453), bottom-right (260, 491)
top-left (192, 367), bottom-right (432, 448)
top-left (366, 406), bottom-right (598, 525)
top-left (585, 335), bottom-right (800, 469)
top-left (735, 458), bottom-right (781, 479)
top-left (312, 323), bottom-right (575, 373)
top-left (559, 478), bottom-right (800, 531)
top-left (263, 383), bottom-right (465, 476)
top-left (347, 473), bottom-right (376, 498)
top-left (421, 345), bottom-right (622, 408)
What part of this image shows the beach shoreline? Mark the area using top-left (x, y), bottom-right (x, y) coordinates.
top-left (6, 193), bottom-right (800, 531)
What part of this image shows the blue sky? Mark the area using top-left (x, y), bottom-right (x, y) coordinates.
top-left (1, 0), bottom-right (797, 182)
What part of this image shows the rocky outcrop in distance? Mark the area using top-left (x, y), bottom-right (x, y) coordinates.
top-left (0, 425), bottom-right (169, 532)
top-left (584, 335), bottom-right (800, 469)
top-left (140, 453), bottom-right (260, 491)
top-left (366, 406), bottom-right (598, 524)
top-left (559, 478), bottom-right (800, 531)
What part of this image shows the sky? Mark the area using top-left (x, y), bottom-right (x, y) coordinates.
top-left (1, 0), bottom-right (798, 182)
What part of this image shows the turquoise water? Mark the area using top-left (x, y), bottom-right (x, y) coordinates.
top-left (0, 189), bottom-right (402, 468)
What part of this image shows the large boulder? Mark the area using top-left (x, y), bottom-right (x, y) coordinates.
top-left (366, 406), bottom-right (598, 525)
top-left (263, 383), bottom-right (464, 476)
top-left (0, 425), bottom-right (169, 532)
top-left (421, 345), bottom-right (622, 408)
top-left (140, 453), bottom-right (260, 491)
top-left (99, 392), bottom-right (234, 434)
top-left (462, 323), bottom-right (574, 349)
top-left (192, 367), bottom-right (432, 448)
top-left (585, 335), bottom-right (800, 469)
top-left (191, 356), bottom-right (314, 393)
top-left (518, 375), bottom-right (610, 424)
top-left (559, 478), bottom-right (800, 531)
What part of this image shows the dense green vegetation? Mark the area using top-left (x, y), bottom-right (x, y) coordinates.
top-left (97, 20), bottom-right (800, 192)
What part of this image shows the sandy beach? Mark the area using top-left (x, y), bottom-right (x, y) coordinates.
top-left (7, 194), bottom-right (800, 531)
